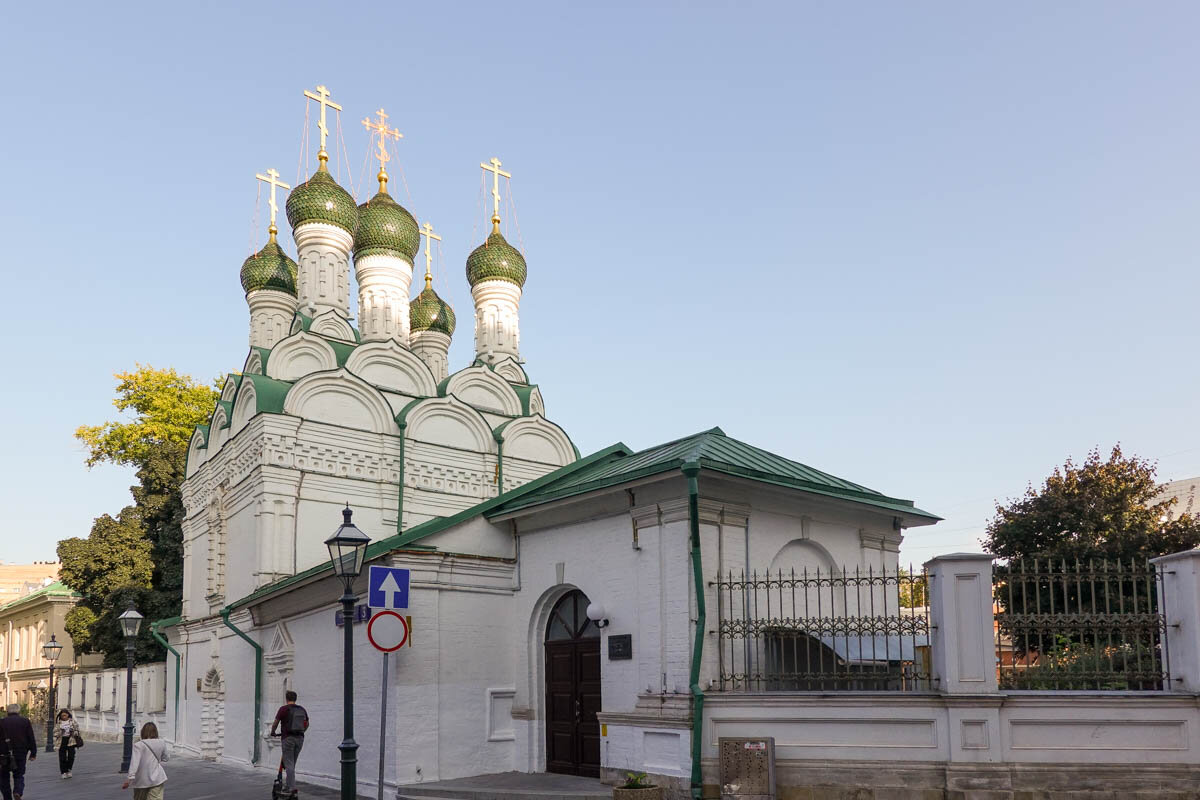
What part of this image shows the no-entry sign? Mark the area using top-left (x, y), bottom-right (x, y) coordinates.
top-left (366, 610), bottom-right (410, 652)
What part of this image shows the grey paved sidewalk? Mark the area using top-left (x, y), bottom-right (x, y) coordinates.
top-left (15, 741), bottom-right (342, 800)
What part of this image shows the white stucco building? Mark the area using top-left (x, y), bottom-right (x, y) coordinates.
top-left (160, 94), bottom-right (942, 797)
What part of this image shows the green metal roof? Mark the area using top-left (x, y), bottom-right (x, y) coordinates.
top-left (238, 373), bottom-right (292, 415)
top-left (491, 427), bottom-right (941, 520)
top-left (1, 581), bottom-right (80, 612)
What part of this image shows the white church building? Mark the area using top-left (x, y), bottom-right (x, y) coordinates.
top-left (161, 87), bottom-right (941, 797)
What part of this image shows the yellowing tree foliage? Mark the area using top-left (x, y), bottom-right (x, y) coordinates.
top-left (59, 365), bottom-right (218, 664)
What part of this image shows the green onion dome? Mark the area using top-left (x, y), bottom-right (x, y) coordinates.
top-left (410, 278), bottom-right (456, 336)
top-left (466, 226), bottom-right (527, 288)
top-left (285, 161), bottom-right (358, 235)
top-left (353, 178), bottom-right (420, 260)
top-left (240, 234), bottom-right (298, 295)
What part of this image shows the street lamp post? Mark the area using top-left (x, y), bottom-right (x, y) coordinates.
top-left (42, 635), bottom-right (63, 753)
top-left (324, 505), bottom-right (370, 800)
top-left (117, 607), bottom-right (143, 773)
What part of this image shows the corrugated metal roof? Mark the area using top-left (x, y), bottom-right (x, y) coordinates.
top-left (492, 427), bottom-right (940, 520)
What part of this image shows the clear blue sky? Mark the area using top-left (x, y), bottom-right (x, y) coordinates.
top-left (3, 2), bottom-right (1198, 565)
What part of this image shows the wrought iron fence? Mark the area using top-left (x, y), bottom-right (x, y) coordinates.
top-left (713, 566), bottom-right (934, 692)
top-left (993, 558), bottom-right (1170, 690)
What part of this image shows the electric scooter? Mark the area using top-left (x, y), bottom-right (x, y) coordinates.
top-left (270, 733), bottom-right (288, 799)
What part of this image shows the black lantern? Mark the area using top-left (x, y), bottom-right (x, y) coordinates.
top-left (43, 635), bottom-right (63, 753)
top-left (42, 634), bottom-right (62, 665)
top-left (118, 606), bottom-right (142, 772)
top-left (325, 505), bottom-right (370, 590)
top-left (326, 505), bottom-right (370, 800)
top-left (117, 607), bottom-right (144, 640)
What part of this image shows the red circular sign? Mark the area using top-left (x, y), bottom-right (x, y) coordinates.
top-left (366, 610), bottom-right (409, 652)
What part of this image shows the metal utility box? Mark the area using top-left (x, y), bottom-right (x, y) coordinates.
top-left (718, 736), bottom-right (776, 800)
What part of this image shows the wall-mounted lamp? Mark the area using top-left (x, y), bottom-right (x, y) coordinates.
top-left (586, 602), bottom-right (609, 630)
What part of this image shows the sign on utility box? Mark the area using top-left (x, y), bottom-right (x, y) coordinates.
top-left (368, 565), bottom-right (410, 610)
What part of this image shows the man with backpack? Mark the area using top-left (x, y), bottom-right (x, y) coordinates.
top-left (0, 704), bottom-right (37, 800)
top-left (269, 690), bottom-right (308, 798)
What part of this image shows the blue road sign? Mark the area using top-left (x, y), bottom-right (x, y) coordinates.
top-left (368, 565), bottom-right (410, 610)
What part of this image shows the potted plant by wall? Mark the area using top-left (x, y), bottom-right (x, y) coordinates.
top-left (613, 772), bottom-right (663, 800)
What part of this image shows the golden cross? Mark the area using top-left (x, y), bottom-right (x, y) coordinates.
top-left (420, 222), bottom-right (441, 288)
top-left (480, 157), bottom-right (512, 228)
top-left (303, 84), bottom-right (343, 158)
top-left (255, 168), bottom-right (292, 238)
top-left (362, 108), bottom-right (402, 172)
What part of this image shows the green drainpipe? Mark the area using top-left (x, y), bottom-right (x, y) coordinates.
top-left (397, 422), bottom-right (407, 532)
top-left (494, 430), bottom-right (505, 495)
top-left (148, 619), bottom-right (181, 743)
top-left (219, 607), bottom-right (262, 764)
top-left (682, 461), bottom-right (705, 800)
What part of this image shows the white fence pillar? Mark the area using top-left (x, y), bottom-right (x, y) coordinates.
top-left (1151, 549), bottom-right (1200, 693)
top-left (925, 553), bottom-right (997, 694)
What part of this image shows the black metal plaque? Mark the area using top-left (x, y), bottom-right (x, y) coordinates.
top-left (608, 633), bottom-right (632, 660)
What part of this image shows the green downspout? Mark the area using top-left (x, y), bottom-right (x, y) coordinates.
top-left (494, 431), bottom-right (505, 496)
top-left (397, 424), bottom-right (407, 533)
top-left (148, 619), bottom-right (181, 743)
top-left (682, 461), bottom-right (705, 800)
top-left (219, 607), bottom-right (262, 764)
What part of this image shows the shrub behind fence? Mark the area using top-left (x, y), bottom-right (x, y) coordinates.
top-left (993, 557), bottom-right (1170, 690)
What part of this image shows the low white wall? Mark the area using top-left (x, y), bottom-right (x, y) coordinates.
top-left (58, 663), bottom-right (167, 742)
top-left (703, 692), bottom-right (1200, 766)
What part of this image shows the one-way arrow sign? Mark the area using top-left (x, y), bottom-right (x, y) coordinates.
top-left (368, 565), bottom-right (410, 610)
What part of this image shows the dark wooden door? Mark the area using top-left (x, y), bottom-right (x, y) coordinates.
top-left (545, 590), bottom-right (601, 777)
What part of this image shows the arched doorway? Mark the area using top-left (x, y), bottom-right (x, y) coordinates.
top-left (544, 589), bottom-right (601, 777)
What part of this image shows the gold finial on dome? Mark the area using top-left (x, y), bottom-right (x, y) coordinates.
top-left (362, 107), bottom-right (402, 192)
top-left (303, 84), bottom-right (343, 164)
top-left (480, 157), bottom-right (512, 234)
top-left (420, 221), bottom-right (441, 289)
top-left (255, 168), bottom-right (292, 242)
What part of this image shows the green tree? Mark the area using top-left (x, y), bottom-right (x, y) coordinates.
top-left (985, 446), bottom-right (1200, 688)
top-left (59, 365), bottom-right (218, 666)
top-left (982, 445), bottom-right (1200, 563)
top-left (898, 568), bottom-right (928, 608)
